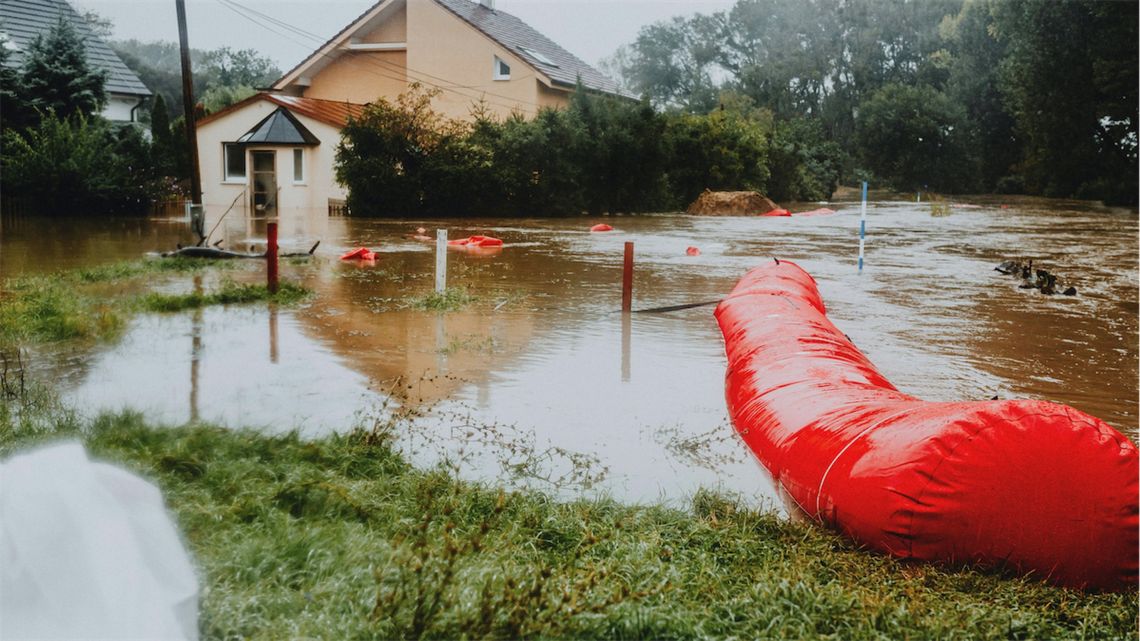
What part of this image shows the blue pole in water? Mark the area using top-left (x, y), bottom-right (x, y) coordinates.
top-left (859, 181), bottom-right (867, 272)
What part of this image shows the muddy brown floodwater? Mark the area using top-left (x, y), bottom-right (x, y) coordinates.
top-left (2, 197), bottom-right (1136, 508)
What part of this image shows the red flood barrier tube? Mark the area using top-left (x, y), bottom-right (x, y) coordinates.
top-left (762, 208), bottom-right (791, 217)
top-left (448, 235), bottom-right (503, 248)
top-left (340, 247), bottom-right (376, 260)
top-left (590, 223), bottom-right (614, 232)
top-left (715, 261), bottom-right (1138, 591)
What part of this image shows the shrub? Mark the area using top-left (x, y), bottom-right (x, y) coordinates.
top-left (1, 112), bottom-right (162, 215)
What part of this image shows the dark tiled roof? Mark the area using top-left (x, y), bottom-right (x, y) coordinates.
top-left (434, 0), bottom-right (628, 97)
top-left (237, 107), bottom-right (321, 145)
top-left (0, 0), bottom-right (150, 97)
top-left (197, 93), bottom-right (367, 129)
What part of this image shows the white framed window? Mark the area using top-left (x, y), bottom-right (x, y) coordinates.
top-left (224, 143), bottom-right (246, 182)
top-left (292, 148), bottom-right (305, 183)
top-left (493, 55), bottom-right (510, 81)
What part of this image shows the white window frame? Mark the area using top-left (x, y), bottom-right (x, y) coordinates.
top-left (493, 55), bottom-right (511, 81)
top-left (292, 148), bottom-right (306, 184)
top-left (223, 143), bottom-right (247, 183)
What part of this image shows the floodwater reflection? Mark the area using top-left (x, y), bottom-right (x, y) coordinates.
top-left (4, 197), bottom-right (1137, 506)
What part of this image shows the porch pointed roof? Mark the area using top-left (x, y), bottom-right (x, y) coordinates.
top-left (235, 107), bottom-right (320, 145)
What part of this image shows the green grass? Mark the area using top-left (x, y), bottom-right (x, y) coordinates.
top-left (0, 395), bottom-right (1134, 640)
top-left (137, 281), bottom-right (309, 313)
top-left (0, 259), bottom-right (308, 346)
top-left (410, 287), bottom-right (477, 312)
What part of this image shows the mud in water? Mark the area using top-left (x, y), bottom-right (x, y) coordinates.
top-left (3, 197), bottom-right (1136, 506)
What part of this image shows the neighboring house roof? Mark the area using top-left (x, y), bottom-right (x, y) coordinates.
top-left (237, 107), bottom-right (320, 145)
top-left (432, 0), bottom-right (625, 96)
top-left (0, 0), bottom-right (150, 97)
top-left (273, 0), bottom-right (628, 98)
top-left (197, 93), bottom-right (367, 130)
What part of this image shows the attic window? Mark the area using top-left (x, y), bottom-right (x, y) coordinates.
top-left (518, 46), bottom-right (557, 67)
top-left (493, 56), bottom-right (510, 81)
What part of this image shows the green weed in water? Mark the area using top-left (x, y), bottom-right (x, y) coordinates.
top-left (411, 287), bottom-right (476, 312)
top-left (137, 280), bottom-right (309, 313)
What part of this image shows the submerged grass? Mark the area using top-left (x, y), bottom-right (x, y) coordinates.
top-left (0, 394), bottom-right (1134, 640)
top-left (137, 281), bottom-right (309, 313)
top-left (410, 286), bottom-right (477, 312)
top-left (0, 259), bottom-right (308, 346)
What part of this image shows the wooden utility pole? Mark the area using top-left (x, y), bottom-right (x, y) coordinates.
top-left (176, 0), bottom-right (202, 205)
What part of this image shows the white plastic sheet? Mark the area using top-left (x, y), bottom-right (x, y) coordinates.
top-left (1, 442), bottom-right (199, 639)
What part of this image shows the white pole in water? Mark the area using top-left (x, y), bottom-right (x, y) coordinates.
top-left (858, 181), bottom-right (867, 272)
top-left (435, 229), bottom-right (447, 293)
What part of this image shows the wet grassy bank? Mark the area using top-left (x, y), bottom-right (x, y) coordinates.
top-left (0, 257), bottom-right (309, 347)
top-left (1, 258), bottom-right (1135, 639)
top-left (0, 389), bottom-right (1135, 640)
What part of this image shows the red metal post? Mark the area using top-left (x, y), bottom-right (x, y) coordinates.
top-left (622, 241), bottom-right (634, 313)
top-left (267, 221), bottom-right (278, 294)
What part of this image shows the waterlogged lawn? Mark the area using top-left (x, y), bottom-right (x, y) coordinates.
top-left (0, 258), bottom-right (309, 347)
top-left (0, 398), bottom-right (1134, 640)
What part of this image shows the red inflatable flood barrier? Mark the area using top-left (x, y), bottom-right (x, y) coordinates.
top-left (448, 235), bottom-right (503, 248)
top-left (762, 208), bottom-right (791, 217)
top-left (715, 261), bottom-right (1138, 591)
top-left (340, 247), bottom-right (376, 260)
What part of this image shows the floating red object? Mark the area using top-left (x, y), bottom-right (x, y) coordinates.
top-left (339, 247), bottom-right (376, 260)
top-left (761, 208), bottom-right (792, 217)
top-left (715, 261), bottom-right (1138, 591)
top-left (590, 224), bottom-right (614, 232)
top-left (448, 235), bottom-right (503, 248)
top-left (686, 246), bottom-right (700, 256)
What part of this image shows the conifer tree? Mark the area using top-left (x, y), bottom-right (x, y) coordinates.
top-left (21, 17), bottom-right (107, 120)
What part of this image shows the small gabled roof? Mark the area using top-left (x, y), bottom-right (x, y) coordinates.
top-left (0, 0), bottom-right (150, 97)
top-left (197, 93), bottom-right (367, 129)
top-left (433, 0), bottom-right (627, 97)
top-left (273, 0), bottom-right (629, 99)
top-left (236, 107), bottom-right (320, 145)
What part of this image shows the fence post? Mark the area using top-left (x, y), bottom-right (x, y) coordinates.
top-left (435, 229), bottom-right (448, 293)
top-left (267, 221), bottom-right (278, 294)
top-left (858, 181), bottom-right (867, 273)
top-left (622, 241), bottom-right (634, 313)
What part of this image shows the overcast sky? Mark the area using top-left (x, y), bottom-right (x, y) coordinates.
top-left (72, 0), bottom-right (736, 71)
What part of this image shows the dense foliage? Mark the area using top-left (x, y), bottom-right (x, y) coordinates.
top-left (110, 40), bottom-right (281, 123)
top-left (0, 18), bottom-right (168, 215)
top-left (608, 0), bottom-right (1138, 203)
top-left (337, 85), bottom-right (834, 217)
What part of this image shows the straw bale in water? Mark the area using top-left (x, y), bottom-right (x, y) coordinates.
top-left (686, 190), bottom-right (780, 216)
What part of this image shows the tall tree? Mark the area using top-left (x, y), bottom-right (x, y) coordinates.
top-left (20, 17), bottom-right (107, 121)
top-left (941, 0), bottom-right (1019, 191)
top-left (0, 39), bottom-right (30, 132)
top-left (855, 83), bottom-right (975, 192)
top-left (992, 0), bottom-right (1138, 202)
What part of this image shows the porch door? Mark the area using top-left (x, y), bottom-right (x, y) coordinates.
top-left (250, 150), bottom-right (277, 218)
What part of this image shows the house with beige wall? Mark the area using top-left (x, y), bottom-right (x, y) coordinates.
top-left (194, 0), bottom-right (625, 236)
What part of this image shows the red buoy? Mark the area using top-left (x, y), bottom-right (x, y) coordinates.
top-left (590, 224), bottom-right (614, 232)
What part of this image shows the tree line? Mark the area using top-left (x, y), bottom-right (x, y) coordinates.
top-left (0, 13), bottom-right (281, 215)
top-left (336, 85), bottom-right (838, 217)
top-left (606, 0), bottom-right (1137, 204)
